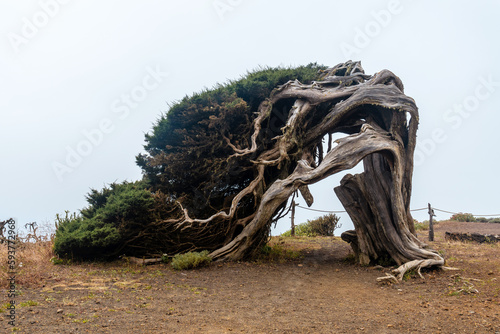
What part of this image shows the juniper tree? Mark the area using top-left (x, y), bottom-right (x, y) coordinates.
top-left (57, 61), bottom-right (450, 281)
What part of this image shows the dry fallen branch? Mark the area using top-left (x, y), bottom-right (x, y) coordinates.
top-left (377, 261), bottom-right (460, 283)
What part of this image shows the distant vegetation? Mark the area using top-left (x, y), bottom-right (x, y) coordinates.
top-left (450, 213), bottom-right (500, 224)
top-left (473, 217), bottom-right (500, 223)
top-left (450, 213), bottom-right (475, 222)
top-left (281, 214), bottom-right (341, 237)
top-left (413, 214), bottom-right (500, 230)
top-left (414, 220), bottom-right (434, 231)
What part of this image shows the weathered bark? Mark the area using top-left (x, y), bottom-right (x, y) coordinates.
top-left (168, 61), bottom-right (446, 279)
top-left (211, 123), bottom-right (407, 260)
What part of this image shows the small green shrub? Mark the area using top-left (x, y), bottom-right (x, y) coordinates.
top-left (450, 213), bottom-right (475, 222)
top-left (281, 213), bottom-right (341, 237)
top-left (281, 222), bottom-right (316, 237)
top-left (414, 219), bottom-right (439, 231)
top-left (53, 181), bottom-right (162, 260)
top-left (308, 214), bottom-right (341, 236)
top-left (488, 218), bottom-right (500, 224)
top-left (414, 221), bottom-right (429, 231)
top-left (475, 217), bottom-right (488, 223)
top-left (171, 251), bottom-right (212, 270)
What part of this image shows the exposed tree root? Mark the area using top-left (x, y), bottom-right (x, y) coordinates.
top-left (377, 259), bottom-right (459, 283)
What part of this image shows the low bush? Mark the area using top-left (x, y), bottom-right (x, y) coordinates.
top-left (414, 220), bottom-right (429, 231)
top-left (281, 222), bottom-right (315, 237)
top-left (171, 251), bottom-right (212, 270)
top-left (53, 181), bottom-right (184, 260)
top-left (473, 217), bottom-right (500, 223)
top-left (53, 182), bottom-right (154, 259)
top-left (281, 214), bottom-right (341, 237)
top-left (449, 214), bottom-right (500, 224)
top-left (308, 214), bottom-right (341, 236)
top-left (450, 213), bottom-right (475, 222)
top-left (414, 219), bottom-right (439, 231)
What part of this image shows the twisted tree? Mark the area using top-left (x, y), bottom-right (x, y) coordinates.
top-left (56, 61), bottom-right (449, 280)
top-left (136, 60), bottom-right (448, 280)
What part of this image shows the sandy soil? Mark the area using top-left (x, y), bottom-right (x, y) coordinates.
top-left (2, 221), bottom-right (499, 333)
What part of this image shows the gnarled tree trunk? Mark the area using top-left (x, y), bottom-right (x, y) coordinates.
top-left (171, 61), bottom-right (447, 280)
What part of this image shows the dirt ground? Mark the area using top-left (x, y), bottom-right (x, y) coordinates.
top-left (2, 221), bottom-right (500, 333)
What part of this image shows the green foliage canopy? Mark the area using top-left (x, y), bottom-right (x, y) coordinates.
top-left (136, 63), bottom-right (326, 217)
top-left (54, 181), bottom-right (177, 259)
top-left (54, 63), bottom-right (326, 260)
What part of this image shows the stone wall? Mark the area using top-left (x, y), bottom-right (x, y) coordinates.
top-left (445, 232), bottom-right (500, 243)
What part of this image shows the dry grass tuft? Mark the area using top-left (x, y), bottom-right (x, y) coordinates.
top-left (0, 239), bottom-right (56, 288)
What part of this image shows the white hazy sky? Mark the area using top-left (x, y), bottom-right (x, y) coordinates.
top-left (1, 0), bottom-right (499, 236)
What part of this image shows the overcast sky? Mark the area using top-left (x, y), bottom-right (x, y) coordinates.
top-left (1, 0), bottom-right (499, 236)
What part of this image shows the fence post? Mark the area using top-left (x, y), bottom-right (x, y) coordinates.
top-left (428, 203), bottom-right (435, 241)
top-left (291, 201), bottom-right (297, 237)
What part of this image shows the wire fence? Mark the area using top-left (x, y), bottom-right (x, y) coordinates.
top-left (295, 205), bottom-right (500, 217)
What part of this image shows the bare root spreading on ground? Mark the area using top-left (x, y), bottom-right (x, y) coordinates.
top-left (1, 221), bottom-right (499, 333)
